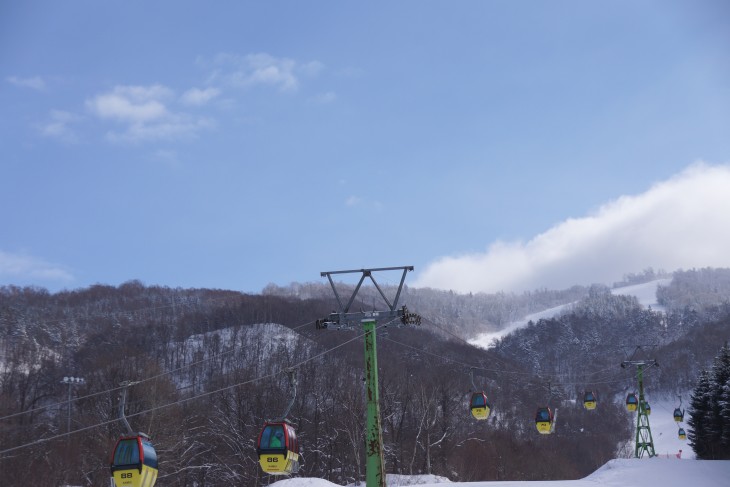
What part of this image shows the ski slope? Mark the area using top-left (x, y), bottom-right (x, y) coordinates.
top-left (648, 397), bottom-right (694, 460)
top-left (270, 458), bottom-right (730, 487)
top-left (610, 278), bottom-right (671, 311)
top-left (469, 302), bottom-right (573, 348)
top-left (469, 279), bottom-right (672, 349)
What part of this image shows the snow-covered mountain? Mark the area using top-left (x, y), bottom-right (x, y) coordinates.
top-left (468, 278), bottom-right (671, 349)
top-left (4, 271), bottom-right (729, 485)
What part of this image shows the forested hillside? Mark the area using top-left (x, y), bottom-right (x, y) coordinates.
top-left (493, 273), bottom-right (730, 398)
top-left (1, 269), bottom-right (729, 486)
top-left (264, 281), bottom-right (589, 338)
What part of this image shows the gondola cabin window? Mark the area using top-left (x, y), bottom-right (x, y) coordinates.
top-left (142, 441), bottom-right (158, 468)
top-left (270, 427), bottom-right (284, 448)
top-left (261, 425), bottom-right (286, 449)
top-left (114, 439), bottom-right (140, 466)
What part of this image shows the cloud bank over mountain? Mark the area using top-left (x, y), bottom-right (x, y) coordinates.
top-left (414, 162), bottom-right (730, 294)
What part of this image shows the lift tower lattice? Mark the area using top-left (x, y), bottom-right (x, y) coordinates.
top-left (622, 359), bottom-right (657, 458)
top-left (317, 266), bottom-right (421, 487)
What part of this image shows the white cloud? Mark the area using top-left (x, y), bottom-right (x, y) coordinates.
top-left (86, 84), bottom-right (172, 122)
top-left (206, 52), bottom-right (322, 92)
top-left (87, 84), bottom-right (213, 143)
top-left (414, 162), bottom-right (730, 294)
top-left (180, 87), bottom-right (221, 106)
top-left (7, 75), bottom-right (46, 91)
top-left (38, 110), bottom-right (81, 142)
top-left (0, 250), bottom-right (74, 283)
top-left (104, 115), bottom-right (215, 144)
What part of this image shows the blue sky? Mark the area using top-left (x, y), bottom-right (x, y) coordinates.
top-left (2, 1), bottom-right (730, 294)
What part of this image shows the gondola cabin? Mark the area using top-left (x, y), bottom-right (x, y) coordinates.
top-left (626, 393), bottom-right (638, 412)
top-left (645, 402), bottom-right (652, 415)
top-left (583, 391), bottom-right (597, 410)
top-left (673, 408), bottom-right (684, 422)
top-left (535, 407), bottom-right (553, 434)
top-left (469, 392), bottom-right (492, 420)
top-left (110, 435), bottom-right (158, 487)
top-left (678, 427), bottom-right (687, 440)
top-left (257, 422), bottom-right (300, 475)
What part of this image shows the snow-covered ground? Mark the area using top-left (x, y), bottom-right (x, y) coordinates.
top-left (269, 396), bottom-right (704, 486)
top-left (468, 302), bottom-right (574, 348)
top-left (610, 278), bottom-right (671, 311)
top-left (269, 414), bottom-right (713, 487)
top-left (469, 279), bottom-right (672, 349)
top-left (643, 397), bottom-right (694, 460)
top-left (270, 458), bottom-right (730, 487)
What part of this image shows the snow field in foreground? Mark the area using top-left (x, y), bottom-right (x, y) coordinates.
top-left (271, 458), bottom-right (730, 487)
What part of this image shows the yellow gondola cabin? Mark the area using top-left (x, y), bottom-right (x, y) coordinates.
top-left (469, 392), bottom-right (492, 420)
top-left (583, 391), bottom-right (597, 410)
top-left (626, 393), bottom-right (638, 412)
top-left (535, 407), bottom-right (554, 434)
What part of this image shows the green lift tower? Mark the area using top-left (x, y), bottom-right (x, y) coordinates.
top-left (317, 266), bottom-right (421, 487)
top-left (622, 359), bottom-right (657, 458)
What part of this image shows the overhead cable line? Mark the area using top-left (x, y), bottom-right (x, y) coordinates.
top-left (0, 319), bottom-right (317, 423)
top-left (0, 320), bottom-right (391, 457)
top-left (381, 336), bottom-right (630, 387)
top-left (418, 314), bottom-right (632, 383)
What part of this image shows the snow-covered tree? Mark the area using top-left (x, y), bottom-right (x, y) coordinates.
top-left (688, 344), bottom-right (730, 459)
top-left (688, 369), bottom-right (713, 458)
top-left (711, 344), bottom-right (730, 457)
